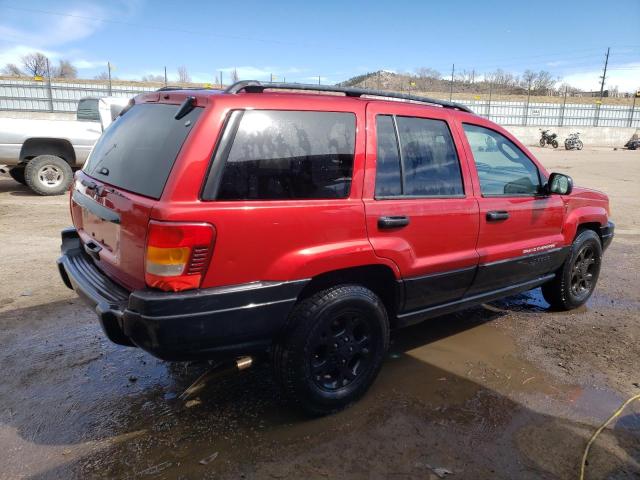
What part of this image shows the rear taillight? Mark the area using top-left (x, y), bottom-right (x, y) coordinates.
top-left (145, 221), bottom-right (216, 292)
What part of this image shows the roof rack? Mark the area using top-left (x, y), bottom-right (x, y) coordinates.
top-left (224, 80), bottom-right (473, 113)
top-left (156, 86), bottom-right (221, 92)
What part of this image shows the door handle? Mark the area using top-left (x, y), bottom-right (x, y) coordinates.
top-left (486, 210), bottom-right (510, 221)
top-left (378, 216), bottom-right (410, 229)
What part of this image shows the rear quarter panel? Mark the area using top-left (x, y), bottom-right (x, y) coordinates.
top-left (155, 94), bottom-right (397, 287)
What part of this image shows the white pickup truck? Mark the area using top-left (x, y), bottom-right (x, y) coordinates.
top-left (0, 97), bottom-right (130, 195)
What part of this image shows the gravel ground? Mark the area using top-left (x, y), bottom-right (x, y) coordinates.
top-left (0, 147), bottom-right (638, 479)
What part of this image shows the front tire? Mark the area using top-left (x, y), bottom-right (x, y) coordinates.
top-left (24, 155), bottom-right (73, 196)
top-left (9, 166), bottom-right (26, 185)
top-left (552, 139), bottom-right (559, 149)
top-left (539, 138), bottom-right (546, 147)
top-left (577, 140), bottom-right (584, 150)
top-left (542, 229), bottom-right (602, 310)
top-left (273, 285), bottom-right (389, 415)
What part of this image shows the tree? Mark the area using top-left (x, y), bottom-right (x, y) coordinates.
top-left (415, 67), bottom-right (441, 80)
top-left (53, 59), bottom-right (77, 78)
top-left (21, 52), bottom-right (49, 77)
top-left (94, 71), bottom-right (110, 80)
top-left (141, 74), bottom-right (164, 82)
top-left (1, 63), bottom-right (23, 76)
top-left (177, 65), bottom-right (191, 83)
top-left (231, 68), bottom-right (239, 82)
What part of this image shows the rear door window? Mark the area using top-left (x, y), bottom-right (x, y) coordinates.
top-left (83, 103), bottom-right (202, 199)
top-left (374, 115), bottom-right (464, 198)
top-left (209, 110), bottom-right (356, 200)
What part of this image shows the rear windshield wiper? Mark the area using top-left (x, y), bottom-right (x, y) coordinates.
top-left (175, 96), bottom-right (196, 120)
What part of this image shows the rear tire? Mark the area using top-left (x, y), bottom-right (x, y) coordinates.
top-left (273, 285), bottom-right (389, 415)
top-left (9, 166), bottom-right (26, 185)
top-left (24, 155), bottom-right (73, 196)
top-left (577, 140), bottom-right (583, 150)
top-left (542, 229), bottom-right (602, 310)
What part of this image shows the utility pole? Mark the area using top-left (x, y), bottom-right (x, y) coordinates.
top-left (164, 66), bottom-right (167, 87)
top-left (318, 75), bottom-right (321, 86)
top-left (270, 73), bottom-right (273, 83)
top-left (599, 47), bottom-right (610, 99)
top-left (107, 61), bottom-right (112, 95)
top-left (449, 64), bottom-right (455, 101)
top-left (219, 70), bottom-right (223, 88)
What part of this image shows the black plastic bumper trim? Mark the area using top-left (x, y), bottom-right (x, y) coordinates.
top-left (57, 228), bottom-right (309, 360)
top-left (600, 221), bottom-right (614, 251)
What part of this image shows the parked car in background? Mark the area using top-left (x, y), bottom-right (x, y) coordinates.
top-left (0, 97), bottom-right (130, 195)
top-left (57, 81), bottom-right (614, 414)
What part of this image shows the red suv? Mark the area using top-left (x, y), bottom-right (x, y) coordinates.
top-left (58, 81), bottom-right (614, 414)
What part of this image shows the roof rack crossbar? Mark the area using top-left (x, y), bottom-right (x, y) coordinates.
top-left (224, 80), bottom-right (473, 113)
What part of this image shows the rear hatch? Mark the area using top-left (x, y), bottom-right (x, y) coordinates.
top-left (70, 99), bottom-right (203, 290)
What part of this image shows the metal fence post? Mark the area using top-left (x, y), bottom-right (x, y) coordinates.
top-left (628, 95), bottom-right (637, 128)
top-left (523, 82), bottom-right (531, 126)
top-left (594, 102), bottom-right (601, 127)
top-left (487, 82), bottom-right (492, 120)
top-left (559, 86), bottom-right (567, 127)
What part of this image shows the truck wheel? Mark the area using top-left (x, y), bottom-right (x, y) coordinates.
top-left (9, 166), bottom-right (26, 185)
top-left (542, 229), bottom-right (602, 310)
top-left (24, 155), bottom-right (73, 196)
top-left (273, 285), bottom-right (389, 415)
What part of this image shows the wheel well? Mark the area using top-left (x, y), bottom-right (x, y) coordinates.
top-left (20, 138), bottom-right (76, 166)
top-left (576, 222), bottom-right (602, 243)
top-left (298, 265), bottom-right (401, 323)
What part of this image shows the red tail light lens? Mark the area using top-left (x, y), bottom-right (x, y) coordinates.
top-left (145, 221), bottom-right (216, 292)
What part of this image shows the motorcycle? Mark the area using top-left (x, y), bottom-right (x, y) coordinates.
top-left (539, 129), bottom-right (558, 148)
top-left (565, 132), bottom-right (583, 151)
top-left (624, 138), bottom-right (640, 150)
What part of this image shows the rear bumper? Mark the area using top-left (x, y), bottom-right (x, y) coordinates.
top-left (57, 228), bottom-right (308, 360)
top-left (600, 221), bottom-right (614, 251)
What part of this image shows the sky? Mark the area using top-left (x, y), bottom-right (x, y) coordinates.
top-left (0, 0), bottom-right (639, 91)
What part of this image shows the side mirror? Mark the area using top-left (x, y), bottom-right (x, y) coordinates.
top-left (546, 172), bottom-right (573, 195)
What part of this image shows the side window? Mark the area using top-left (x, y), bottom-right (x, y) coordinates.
top-left (375, 115), bottom-right (402, 197)
top-left (374, 115), bottom-right (464, 198)
top-left (215, 110), bottom-right (356, 200)
top-left (462, 124), bottom-right (541, 196)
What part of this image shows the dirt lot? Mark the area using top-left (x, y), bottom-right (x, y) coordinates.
top-left (0, 147), bottom-right (638, 479)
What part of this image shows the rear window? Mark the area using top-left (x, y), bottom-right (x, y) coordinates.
top-left (83, 103), bottom-right (202, 199)
top-left (77, 99), bottom-right (100, 122)
top-left (208, 110), bottom-right (356, 200)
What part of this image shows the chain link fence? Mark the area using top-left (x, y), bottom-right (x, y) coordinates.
top-left (1, 78), bottom-right (638, 128)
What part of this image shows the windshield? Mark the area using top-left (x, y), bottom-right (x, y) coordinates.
top-left (83, 103), bottom-right (202, 199)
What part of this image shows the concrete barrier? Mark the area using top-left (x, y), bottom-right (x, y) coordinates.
top-left (504, 126), bottom-right (639, 148)
top-left (0, 111), bottom-right (75, 121)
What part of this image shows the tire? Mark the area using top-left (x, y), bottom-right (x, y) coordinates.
top-left (539, 138), bottom-right (546, 147)
top-left (24, 155), bottom-right (73, 196)
top-left (541, 229), bottom-right (602, 310)
top-left (577, 140), bottom-right (583, 150)
top-left (8, 166), bottom-right (26, 185)
top-left (552, 139), bottom-right (559, 149)
top-left (273, 284), bottom-right (389, 415)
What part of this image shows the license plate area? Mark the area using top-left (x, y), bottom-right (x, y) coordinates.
top-left (81, 207), bottom-right (120, 255)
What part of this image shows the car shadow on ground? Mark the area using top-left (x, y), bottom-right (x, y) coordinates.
top-left (1, 298), bottom-right (638, 479)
